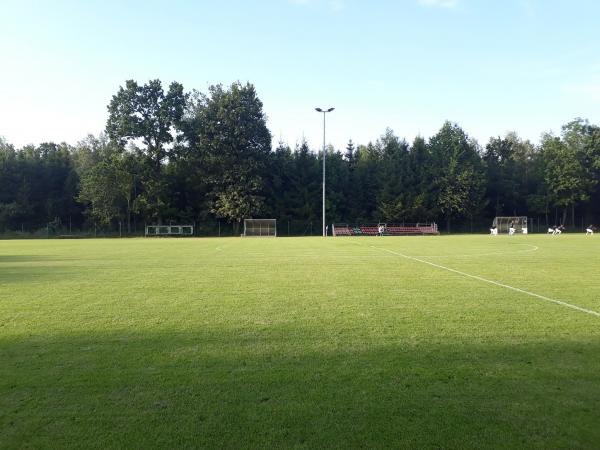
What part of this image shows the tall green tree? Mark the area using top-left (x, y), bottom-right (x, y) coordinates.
top-left (78, 157), bottom-right (132, 227)
top-left (263, 140), bottom-right (294, 220)
top-left (0, 137), bottom-right (20, 231)
top-left (402, 136), bottom-right (431, 222)
top-left (106, 79), bottom-right (186, 168)
top-left (541, 119), bottom-right (599, 225)
top-left (106, 80), bottom-right (186, 223)
top-left (344, 139), bottom-right (356, 167)
top-left (324, 146), bottom-right (351, 223)
top-left (376, 129), bottom-right (410, 222)
top-left (187, 82), bottom-right (272, 228)
top-left (351, 143), bottom-right (381, 221)
top-left (286, 139), bottom-right (321, 222)
top-left (483, 132), bottom-right (536, 217)
top-left (428, 122), bottom-right (486, 231)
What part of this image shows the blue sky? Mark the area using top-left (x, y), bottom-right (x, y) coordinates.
top-left (1, 0), bottom-right (599, 151)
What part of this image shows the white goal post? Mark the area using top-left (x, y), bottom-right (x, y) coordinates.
top-left (243, 219), bottom-right (277, 237)
top-left (145, 225), bottom-right (194, 237)
top-left (492, 216), bottom-right (528, 234)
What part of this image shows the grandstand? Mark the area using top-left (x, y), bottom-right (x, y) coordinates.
top-left (332, 223), bottom-right (439, 236)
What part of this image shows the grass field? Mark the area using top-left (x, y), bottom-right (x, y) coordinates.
top-left (1, 234), bottom-right (600, 449)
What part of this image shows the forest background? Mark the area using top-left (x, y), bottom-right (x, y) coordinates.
top-left (1, 79), bottom-right (599, 236)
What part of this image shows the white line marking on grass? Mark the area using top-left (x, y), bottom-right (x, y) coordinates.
top-left (371, 246), bottom-right (600, 318)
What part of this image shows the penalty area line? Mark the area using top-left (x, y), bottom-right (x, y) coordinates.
top-left (371, 246), bottom-right (600, 318)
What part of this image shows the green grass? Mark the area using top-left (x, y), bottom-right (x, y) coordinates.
top-left (1, 235), bottom-right (600, 449)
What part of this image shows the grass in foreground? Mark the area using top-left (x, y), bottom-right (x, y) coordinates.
top-left (1, 235), bottom-right (600, 449)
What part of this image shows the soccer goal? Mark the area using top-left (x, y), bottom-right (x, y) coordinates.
top-left (492, 216), bottom-right (528, 234)
top-left (145, 225), bottom-right (194, 237)
top-left (243, 219), bottom-right (277, 237)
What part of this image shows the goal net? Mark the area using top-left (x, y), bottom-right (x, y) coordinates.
top-left (145, 225), bottom-right (194, 237)
top-left (492, 216), bottom-right (528, 234)
top-left (243, 219), bottom-right (276, 237)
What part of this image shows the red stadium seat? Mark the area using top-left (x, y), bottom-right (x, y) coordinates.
top-left (332, 223), bottom-right (438, 236)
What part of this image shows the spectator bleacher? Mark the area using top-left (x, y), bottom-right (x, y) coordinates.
top-left (332, 225), bottom-right (352, 236)
top-left (359, 226), bottom-right (379, 236)
top-left (332, 223), bottom-right (438, 236)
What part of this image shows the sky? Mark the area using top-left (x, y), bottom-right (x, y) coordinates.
top-left (1, 0), bottom-right (599, 151)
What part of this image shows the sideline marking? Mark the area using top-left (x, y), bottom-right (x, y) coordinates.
top-left (371, 245), bottom-right (600, 318)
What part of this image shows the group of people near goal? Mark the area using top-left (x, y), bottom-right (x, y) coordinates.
top-left (544, 224), bottom-right (596, 235)
top-left (489, 216), bottom-right (596, 235)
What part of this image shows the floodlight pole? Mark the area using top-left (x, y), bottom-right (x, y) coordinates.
top-left (315, 107), bottom-right (334, 237)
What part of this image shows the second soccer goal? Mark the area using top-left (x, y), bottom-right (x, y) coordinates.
top-left (492, 216), bottom-right (528, 234)
top-left (243, 219), bottom-right (277, 237)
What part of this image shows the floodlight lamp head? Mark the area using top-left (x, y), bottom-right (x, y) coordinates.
top-left (327, 107), bottom-right (335, 112)
top-left (315, 108), bottom-right (323, 112)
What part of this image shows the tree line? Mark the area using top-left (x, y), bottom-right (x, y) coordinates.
top-left (1, 79), bottom-right (600, 235)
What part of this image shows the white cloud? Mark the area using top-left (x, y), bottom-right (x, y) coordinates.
top-left (417, 0), bottom-right (458, 8)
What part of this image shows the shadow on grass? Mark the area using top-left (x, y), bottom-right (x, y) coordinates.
top-left (0, 255), bottom-right (81, 285)
top-left (1, 329), bottom-right (599, 449)
top-left (0, 255), bottom-right (68, 263)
